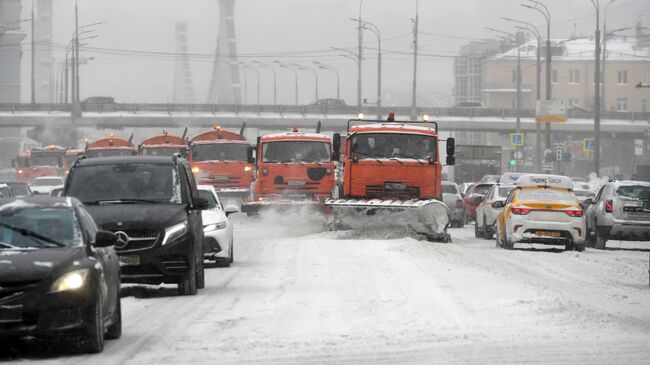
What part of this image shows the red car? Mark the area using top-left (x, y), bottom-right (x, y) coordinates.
top-left (463, 182), bottom-right (496, 222)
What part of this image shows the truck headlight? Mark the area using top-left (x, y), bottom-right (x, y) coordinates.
top-left (204, 221), bottom-right (227, 232)
top-left (162, 221), bottom-right (187, 245)
top-left (244, 165), bottom-right (253, 172)
top-left (50, 269), bottom-right (90, 292)
top-left (191, 166), bottom-right (200, 174)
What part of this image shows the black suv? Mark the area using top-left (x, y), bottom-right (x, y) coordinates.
top-left (63, 155), bottom-right (208, 296)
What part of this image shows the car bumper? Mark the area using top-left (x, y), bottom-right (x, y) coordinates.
top-left (118, 236), bottom-right (193, 285)
top-left (203, 227), bottom-right (230, 260)
top-left (606, 219), bottom-right (650, 240)
top-left (508, 218), bottom-right (585, 245)
top-left (0, 286), bottom-right (96, 339)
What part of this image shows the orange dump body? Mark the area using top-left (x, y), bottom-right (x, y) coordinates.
top-left (85, 136), bottom-right (137, 158)
top-left (242, 130), bottom-right (335, 213)
top-left (189, 127), bottom-right (253, 202)
top-left (341, 123), bottom-right (442, 200)
top-left (16, 145), bottom-right (66, 183)
top-left (140, 133), bottom-right (188, 157)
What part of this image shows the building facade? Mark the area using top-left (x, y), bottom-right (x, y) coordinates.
top-left (453, 40), bottom-right (498, 106)
top-left (0, 0), bottom-right (27, 103)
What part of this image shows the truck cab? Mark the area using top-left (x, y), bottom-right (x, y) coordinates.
top-left (85, 134), bottom-right (137, 158)
top-left (140, 130), bottom-right (188, 157)
top-left (242, 128), bottom-right (336, 214)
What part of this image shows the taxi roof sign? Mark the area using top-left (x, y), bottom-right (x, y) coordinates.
top-left (499, 172), bottom-right (524, 183)
top-left (515, 174), bottom-right (574, 190)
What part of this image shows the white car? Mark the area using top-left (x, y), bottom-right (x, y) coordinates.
top-left (475, 183), bottom-right (516, 239)
top-left (198, 185), bottom-right (235, 266)
top-left (30, 176), bottom-right (65, 195)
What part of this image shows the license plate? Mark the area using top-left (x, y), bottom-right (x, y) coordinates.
top-left (627, 211), bottom-right (650, 218)
top-left (288, 181), bottom-right (306, 186)
top-left (119, 255), bottom-right (140, 266)
top-left (535, 231), bottom-right (561, 238)
top-left (212, 176), bottom-right (229, 181)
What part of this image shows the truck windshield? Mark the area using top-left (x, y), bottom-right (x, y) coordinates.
top-left (30, 154), bottom-right (62, 167)
top-left (351, 133), bottom-right (435, 160)
top-left (262, 141), bottom-right (331, 163)
top-left (143, 147), bottom-right (186, 157)
top-left (85, 149), bottom-right (136, 158)
top-left (66, 163), bottom-right (183, 204)
top-left (192, 143), bottom-right (248, 162)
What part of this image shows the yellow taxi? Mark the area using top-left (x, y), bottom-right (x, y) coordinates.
top-left (495, 174), bottom-right (586, 251)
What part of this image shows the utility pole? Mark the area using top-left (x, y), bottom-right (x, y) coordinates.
top-left (590, 0), bottom-right (602, 175)
top-left (30, 0), bottom-right (35, 104)
top-left (410, 0), bottom-right (419, 120)
top-left (356, 0), bottom-right (364, 112)
top-left (74, 2), bottom-right (81, 115)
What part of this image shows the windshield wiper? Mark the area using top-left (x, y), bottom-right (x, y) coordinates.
top-left (96, 199), bottom-right (163, 205)
top-left (392, 153), bottom-right (425, 166)
top-left (352, 151), bottom-right (384, 164)
top-left (0, 241), bottom-right (19, 249)
top-left (289, 159), bottom-right (306, 166)
top-left (0, 222), bottom-right (66, 248)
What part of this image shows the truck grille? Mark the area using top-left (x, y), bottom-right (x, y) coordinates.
top-left (365, 184), bottom-right (421, 200)
top-left (208, 176), bottom-right (240, 185)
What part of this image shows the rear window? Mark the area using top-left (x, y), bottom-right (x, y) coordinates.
top-left (442, 184), bottom-right (457, 194)
top-left (474, 184), bottom-right (493, 195)
top-left (518, 189), bottom-right (576, 204)
top-left (32, 177), bottom-right (64, 186)
top-left (8, 184), bottom-right (30, 196)
top-left (615, 185), bottom-right (650, 199)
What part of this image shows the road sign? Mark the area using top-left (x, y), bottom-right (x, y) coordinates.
top-left (510, 133), bottom-right (524, 147)
top-left (536, 100), bottom-right (567, 123)
top-left (583, 138), bottom-right (595, 152)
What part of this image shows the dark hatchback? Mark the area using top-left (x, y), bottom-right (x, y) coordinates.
top-left (64, 155), bottom-right (207, 296)
top-left (0, 197), bottom-right (121, 354)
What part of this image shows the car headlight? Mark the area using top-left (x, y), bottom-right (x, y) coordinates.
top-left (50, 269), bottom-right (90, 292)
top-left (161, 221), bottom-right (188, 246)
top-left (204, 221), bottom-right (227, 232)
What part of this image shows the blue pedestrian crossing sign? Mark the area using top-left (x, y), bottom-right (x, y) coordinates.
top-left (510, 133), bottom-right (524, 147)
top-left (583, 138), bottom-right (595, 152)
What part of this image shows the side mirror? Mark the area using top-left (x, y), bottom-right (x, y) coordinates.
top-left (94, 230), bottom-right (117, 247)
top-left (195, 197), bottom-right (210, 210)
top-left (446, 137), bottom-right (455, 156)
top-left (247, 146), bottom-right (255, 164)
top-left (446, 155), bottom-right (455, 166)
top-left (582, 198), bottom-right (593, 206)
top-left (331, 133), bottom-right (341, 162)
top-left (224, 206), bottom-right (238, 217)
top-left (491, 200), bottom-right (505, 209)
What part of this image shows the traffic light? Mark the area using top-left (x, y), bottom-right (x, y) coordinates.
top-left (509, 159), bottom-right (517, 167)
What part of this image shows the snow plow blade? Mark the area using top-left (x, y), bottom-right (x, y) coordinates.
top-left (241, 199), bottom-right (324, 216)
top-left (324, 198), bottom-right (451, 242)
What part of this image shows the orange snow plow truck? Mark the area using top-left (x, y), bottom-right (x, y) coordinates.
top-left (140, 129), bottom-right (188, 157)
top-left (324, 114), bottom-right (456, 242)
top-left (85, 134), bottom-right (137, 158)
top-left (241, 124), bottom-right (337, 215)
top-left (189, 124), bottom-right (253, 210)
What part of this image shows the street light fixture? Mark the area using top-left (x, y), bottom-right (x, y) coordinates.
top-left (313, 61), bottom-right (340, 100)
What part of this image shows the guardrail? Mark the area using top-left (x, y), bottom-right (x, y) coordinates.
top-left (1, 103), bottom-right (649, 121)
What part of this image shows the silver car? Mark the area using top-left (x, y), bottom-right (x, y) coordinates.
top-left (475, 184), bottom-right (516, 239)
top-left (442, 181), bottom-right (465, 227)
top-left (573, 182), bottom-right (595, 205)
top-left (585, 180), bottom-right (650, 248)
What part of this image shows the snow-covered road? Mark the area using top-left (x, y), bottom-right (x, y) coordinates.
top-left (6, 216), bottom-right (650, 364)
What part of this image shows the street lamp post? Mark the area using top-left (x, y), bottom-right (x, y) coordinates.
top-left (277, 61), bottom-right (298, 105)
top-left (254, 61), bottom-right (278, 105)
top-left (356, 0), bottom-right (364, 112)
top-left (351, 18), bottom-right (382, 117)
top-left (313, 61), bottom-right (340, 99)
top-left (601, 0), bottom-right (616, 113)
top-left (244, 64), bottom-right (260, 105)
top-left (294, 64), bottom-right (318, 102)
top-left (588, 0), bottom-right (602, 175)
top-left (522, 0), bottom-right (553, 158)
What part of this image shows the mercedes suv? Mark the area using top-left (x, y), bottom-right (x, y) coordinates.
top-left (64, 155), bottom-right (208, 295)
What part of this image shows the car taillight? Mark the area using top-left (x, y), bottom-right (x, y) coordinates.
top-left (511, 207), bottom-right (532, 215)
top-left (605, 199), bottom-right (613, 213)
top-left (455, 199), bottom-right (463, 208)
top-left (565, 210), bottom-right (584, 217)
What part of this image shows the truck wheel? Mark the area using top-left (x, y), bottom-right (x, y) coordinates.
top-left (178, 257), bottom-right (197, 296)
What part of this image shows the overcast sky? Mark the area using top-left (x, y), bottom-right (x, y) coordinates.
top-left (20, 0), bottom-right (650, 105)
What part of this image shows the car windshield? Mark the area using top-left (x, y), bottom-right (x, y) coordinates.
top-left (198, 189), bottom-right (219, 210)
top-left (143, 147), bottom-right (186, 157)
top-left (0, 206), bottom-right (82, 248)
top-left (351, 133), bottom-right (435, 160)
top-left (30, 154), bottom-right (62, 167)
top-left (192, 143), bottom-right (248, 162)
top-left (615, 185), bottom-right (650, 199)
top-left (32, 177), bottom-right (64, 186)
top-left (474, 184), bottom-right (493, 195)
top-left (262, 141), bottom-right (330, 163)
top-left (66, 163), bottom-right (183, 204)
top-left (85, 149), bottom-right (136, 158)
top-left (518, 188), bottom-right (576, 204)
top-left (497, 186), bottom-right (515, 198)
top-left (442, 184), bottom-right (457, 194)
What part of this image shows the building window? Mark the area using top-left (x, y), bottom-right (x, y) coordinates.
top-left (642, 99), bottom-right (648, 113)
top-left (551, 70), bottom-right (558, 84)
top-left (568, 98), bottom-right (579, 107)
top-left (569, 69), bottom-right (580, 84)
top-left (617, 70), bottom-right (628, 85)
top-left (616, 97), bottom-right (628, 112)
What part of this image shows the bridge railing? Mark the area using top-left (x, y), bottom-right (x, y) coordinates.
top-left (1, 103), bottom-right (648, 121)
